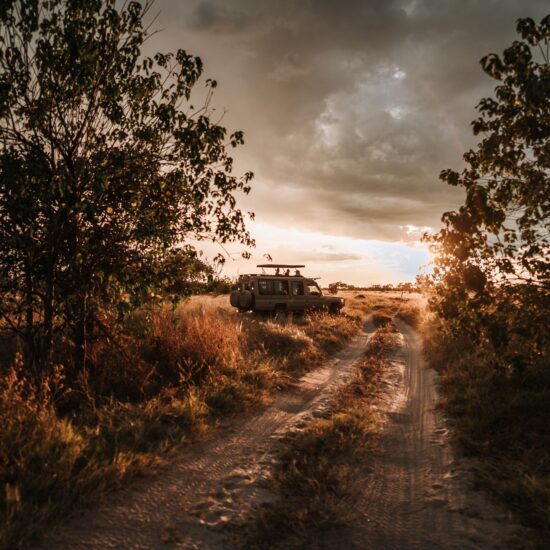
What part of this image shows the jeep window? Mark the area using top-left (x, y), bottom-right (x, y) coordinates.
top-left (273, 279), bottom-right (289, 295)
top-left (291, 281), bottom-right (304, 296)
top-left (307, 283), bottom-right (321, 296)
top-left (258, 279), bottom-right (274, 295)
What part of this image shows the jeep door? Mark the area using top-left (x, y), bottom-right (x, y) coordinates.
top-left (272, 279), bottom-right (291, 310)
top-left (304, 281), bottom-right (323, 310)
top-left (289, 280), bottom-right (306, 311)
top-left (256, 278), bottom-right (274, 311)
top-left (257, 278), bottom-right (291, 311)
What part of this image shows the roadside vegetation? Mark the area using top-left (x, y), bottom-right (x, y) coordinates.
top-left (422, 313), bottom-right (550, 540)
top-left (424, 15), bottom-right (549, 543)
top-left (238, 310), bottom-right (404, 549)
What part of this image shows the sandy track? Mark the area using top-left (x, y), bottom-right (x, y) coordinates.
top-left (336, 319), bottom-right (530, 549)
top-left (40, 320), bottom-right (375, 549)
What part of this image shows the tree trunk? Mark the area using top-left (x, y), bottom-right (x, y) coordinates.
top-left (24, 264), bottom-right (36, 372)
top-left (74, 293), bottom-right (88, 372)
top-left (42, 264), bottom-right (54, 370)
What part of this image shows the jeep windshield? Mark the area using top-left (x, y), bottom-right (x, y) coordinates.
top-left (306, 282), bottom-right (322, 296)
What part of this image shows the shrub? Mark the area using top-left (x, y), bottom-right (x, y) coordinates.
top-left (0, 362), bottom-right (85, 547)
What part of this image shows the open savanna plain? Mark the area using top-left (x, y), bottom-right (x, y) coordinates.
top-left (1, 291), bottom-right (542, 549)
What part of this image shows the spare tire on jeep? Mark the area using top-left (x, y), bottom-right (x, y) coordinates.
top-left (230, 290), bottom-right (240, 308)
top-left (239, 290), bottom-right (254, 310)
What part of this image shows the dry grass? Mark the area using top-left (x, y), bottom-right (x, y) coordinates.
top-left (0, 296), bottom-right (367, 548)
top-left (0, 358), bottom-right (212, 548)
top-left (340, 290), bottom-right (423, 326)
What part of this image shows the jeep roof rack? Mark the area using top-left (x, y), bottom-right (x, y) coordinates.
top-left (256, 264), bottom-right (305, 268)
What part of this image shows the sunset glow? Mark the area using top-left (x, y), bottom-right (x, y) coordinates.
top-left (198, 221), bottom-right (432, 286)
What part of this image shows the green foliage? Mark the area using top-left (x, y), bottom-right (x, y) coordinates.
top-left (0, 0), bottom-right (254, 372)
top-left (435, 15), bottom-right (549, 280)
top-left (427, 16), bottom-right (549, 373)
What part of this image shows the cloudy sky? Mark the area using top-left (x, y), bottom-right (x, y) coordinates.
top-left (150, 0), bottom-right (548, 285)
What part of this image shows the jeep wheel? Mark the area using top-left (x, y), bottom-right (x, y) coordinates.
top-left (329, 303), bottom-right (340, 315)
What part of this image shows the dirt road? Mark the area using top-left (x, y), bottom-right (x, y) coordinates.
top-left (42, 319), bottom-right (528, 549)
top-left (332, 319), bottom-right (529, 549)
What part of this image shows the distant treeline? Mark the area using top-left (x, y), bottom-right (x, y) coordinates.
top-left (326, 282), bottom-right (417, 293)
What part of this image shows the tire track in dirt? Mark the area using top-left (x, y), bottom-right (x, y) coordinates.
top-left (332, 319), bottom-right (531, 550)
top-left (40, 319), bottom-right (375, 550)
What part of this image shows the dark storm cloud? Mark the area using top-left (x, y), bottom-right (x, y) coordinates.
top-left (154, 0), bottom-right (549, 241)
top-left (190, 1), bottom-right (255, 32)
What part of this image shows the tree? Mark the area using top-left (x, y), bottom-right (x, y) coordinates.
top-left (0, 0), bottom-right (254, 372)
top-left (328, 282), bottom-right (340, 294)
top-left (427, 15), bottom-right (549, 371)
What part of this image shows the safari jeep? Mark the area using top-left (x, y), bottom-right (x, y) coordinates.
top-left (230, 264), bottom-right (345, 314)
